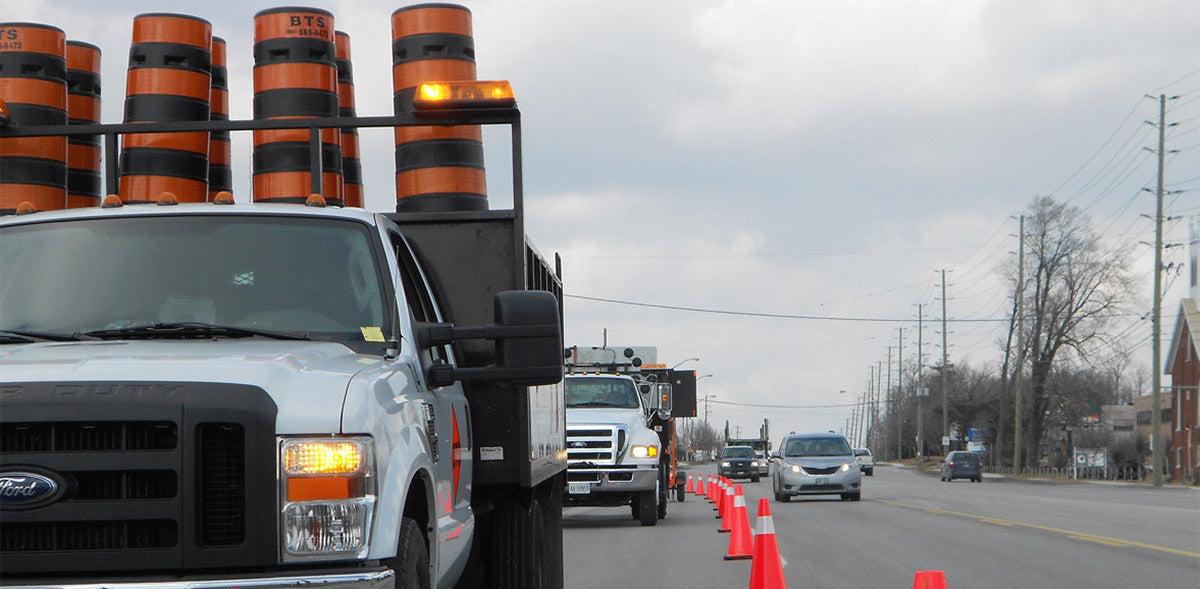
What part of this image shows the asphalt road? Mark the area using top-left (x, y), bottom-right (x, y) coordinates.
top-left (562, 464), bottom-right (1200, 588)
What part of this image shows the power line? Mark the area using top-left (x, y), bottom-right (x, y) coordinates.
top-left (564, 293), bottom-right (1143, 323)
top-left (557, 243), bottom-right (987, 259)
top-left (709, 399), bottom-right (859, 409)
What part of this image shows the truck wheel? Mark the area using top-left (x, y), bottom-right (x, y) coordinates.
top-left (676, 483), bottom-right (686, 502)
top-left (383, 517), bottom-right (430, 589)
top-left (630, 497), bottom-right (640, 520)
top-left (488, 494), bottom-right (550, 587)
top-left (751, 475), bottom-right (760, 483)
top-left (638, 487), bottom-right (658, 526)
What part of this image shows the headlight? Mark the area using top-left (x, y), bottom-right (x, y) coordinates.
top-left (721, 461), bottom-right (731, 467)
top-left (280, 436), bottom-right (376, 562)
top-left (789, 465), bottom-right (801, 473)
top-left (751, 461), bottom-right (759, 467)
top-left (841, 462), bottom-right (853, 472)
top-left (631, 445), bottom-right (659, 458)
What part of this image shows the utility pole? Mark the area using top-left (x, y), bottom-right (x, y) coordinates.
top-left (896, 328), bottom-right (903, 460)
top-left (886, 346), bottom-right (893, 459)
top-left (868, 366), bottom-right (874, 448)
top-left (875, 360), bottom-right (882, 451)
top-left (1013, 215), bottom-right (1026, 475)
top-left (1151, 93), bottom-right (1167, 487)
top-left (941, 269), bottom-right (950, 456)
top-left (702, 394), bottom-right (715, 424)
top-left (917, 303), bottom-right (924, 460)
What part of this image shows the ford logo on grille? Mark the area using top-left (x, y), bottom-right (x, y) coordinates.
top-left (571, 441), bottom-right (587, 448)
top-left (0, 471), bottom-right (64, 510)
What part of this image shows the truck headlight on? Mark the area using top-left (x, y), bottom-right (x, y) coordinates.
top-left (751, 461), bottom-right (759, 467)
top-left (841, 462), bottom-right (853, 472)
top-left (279, 436), bottom-right (376, 562)
top-left (721, 461), bottom-right (731, 467)
top-left (789, 465), bottom-right (801, 473)
top-left (631, 445), bottom-right (659, 458)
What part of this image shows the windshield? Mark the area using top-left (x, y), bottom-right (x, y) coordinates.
top-left (723, 447), bottom-right (756, 459)
top-left (783, 437), bottom-right (852, 457)
top-left (565, 377), bottom-right (640, 408)
top-left (0, 215), bottom-right (388, 342)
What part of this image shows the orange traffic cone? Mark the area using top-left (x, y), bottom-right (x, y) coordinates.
top-left (719, 482), bottom-right (735, 531)
top-left (687, 475), bottom-right (695, 494)
top-left (724, 484), bottom-right (753, 560)
top-left (696, 475), bottom-right (706, 497)
top-left (748, 498), bottom-right (786, 589)
top-left (913, 571), bottom-right (947, 589)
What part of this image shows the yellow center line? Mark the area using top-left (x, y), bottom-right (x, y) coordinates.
top-left (871, 498), bottom-right (1200, 559)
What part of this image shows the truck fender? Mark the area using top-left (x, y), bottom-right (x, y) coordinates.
top-left (371, 420), bottom-right (438, 569)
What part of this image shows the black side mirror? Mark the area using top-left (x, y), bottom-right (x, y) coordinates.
top-left (417, 290), bottom-right (563, 387)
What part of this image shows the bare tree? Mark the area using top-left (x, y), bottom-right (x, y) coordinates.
top-left (1011, 197), bottom-right (1135, 468)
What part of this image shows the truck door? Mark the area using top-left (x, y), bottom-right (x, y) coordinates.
top-left (389, 231), bottom-right (474, 576)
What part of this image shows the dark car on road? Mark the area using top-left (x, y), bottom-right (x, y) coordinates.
top-left (940, 451), bottom-right (983, 482)
top-left (719, 445), bottom-right (762, 482)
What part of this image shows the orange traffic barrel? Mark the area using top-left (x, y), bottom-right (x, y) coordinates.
top-left (207, 36), bottom-right (231, 201)
top-left (65, 40), bottom-right (102, 209)
top-left (252, 7), bottom-right (342, 206)
top-left (0, 22), bottom-right (67, 214)
top-left (391, 3), bottom-right (486, 212)
top-left (335, 30), bottom-right (362, 208)
top-left (119, 13), bottom-right (212, 204)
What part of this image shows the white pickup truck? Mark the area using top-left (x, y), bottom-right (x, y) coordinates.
top-left (854, 447), bottom-right (876, 476)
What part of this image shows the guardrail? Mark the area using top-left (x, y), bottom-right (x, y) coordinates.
top-left (984, 465), bottom-right (1147, 481)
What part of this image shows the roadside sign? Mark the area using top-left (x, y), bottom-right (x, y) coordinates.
top-left (918, 387), bottom-right (930, 397)
top-left (941, 436), bottom-right (950, 447)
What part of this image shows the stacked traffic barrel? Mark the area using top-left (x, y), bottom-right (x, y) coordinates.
top-left (65, 40), bottom-right (102, 208)
top-left (252, 7), bottom-right (343, 206)
top-left (120, 13), bottom-right (212, 203)
top-left (0, 23), bottom-right (68, 214)
top-left (391, 3), bottom-right (487, 212)
top-left (207, 36), bottom-right (231, 200)
top-left (335, 31), bottom-right (362, 208)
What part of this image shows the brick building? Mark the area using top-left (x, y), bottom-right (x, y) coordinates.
top-left (1163, 220), bottom-right (1198, 482)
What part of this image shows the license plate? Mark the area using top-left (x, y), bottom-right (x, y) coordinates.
top-left (816, 477), bottom-right (829, 485)
top-left (568, 482), bottom-right (590, 495)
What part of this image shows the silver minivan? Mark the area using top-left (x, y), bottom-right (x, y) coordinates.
top-left (772, 433), bottom-right (862, 502)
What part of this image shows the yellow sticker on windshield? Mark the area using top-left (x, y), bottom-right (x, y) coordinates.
top-left (360, 327), bottom-right (385, 342)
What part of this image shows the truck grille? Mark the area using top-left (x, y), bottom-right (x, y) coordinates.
top-left (566, 425), bottom-right (623, 466)
top-left (0, 382), bottom-right (278, 577)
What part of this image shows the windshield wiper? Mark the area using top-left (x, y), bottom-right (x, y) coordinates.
top-left (82, 322), bottom-right (311, 341)
top-left (566, 401), bottom-right (628, 408)
top-left (0, 329), bottom-right (92, 343)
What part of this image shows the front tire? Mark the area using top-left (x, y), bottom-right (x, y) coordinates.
top-left (638, 487), bottom-right (658, 526)
top-left (383, 517), bottom-right (430, 589)
top-left (751, 475), bottom-right (761, 483)
top-left (657, 465), bottom-right (669, 520)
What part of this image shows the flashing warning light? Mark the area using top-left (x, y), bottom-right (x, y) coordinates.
top-left (284, 441), bottom-right (365, 476)
top-left (305, 193), bottom-right (327, 208)
top-left (15, 201), bottom-right (37, 215)
top-left (413, 81), bottom-right (515, 110)
top-left (212, 191), bottom-right (234, 204)
top-left (156, 192), bottom-right (178, 206)
top-left (101, 194), bottom-right (123, 208)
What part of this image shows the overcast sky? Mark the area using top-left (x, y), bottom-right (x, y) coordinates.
top-left (12, 0), bottom-right (1198, 445)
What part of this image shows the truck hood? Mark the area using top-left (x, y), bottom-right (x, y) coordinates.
top-left (566, 407), bottom-right (648, 434)
top-left (0, 340), bottom-right (369, 433)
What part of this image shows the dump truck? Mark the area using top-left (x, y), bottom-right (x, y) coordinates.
top-left (562, 346), bottom-right (697, 526)
top-left (0, 5), bottom-right (565, 588)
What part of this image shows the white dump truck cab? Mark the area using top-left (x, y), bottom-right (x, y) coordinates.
top-left (563, 374), bottom-right (664, 526)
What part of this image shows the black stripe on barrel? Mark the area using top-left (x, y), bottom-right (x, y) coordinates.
top-left (208, 36), bottom-right (231, 200)
top-left (119, 13), bottom-right (212, 204)
top-left (252, 7), bottom-right (342, 206)
top-left (391, 4), bottom-right (486, 213)
top-left (66, 40), bottom-right (102, 208)
top-left (0, 22), bottom-right (67, 214)
top-left (335, 30), bottom-right (362, 208)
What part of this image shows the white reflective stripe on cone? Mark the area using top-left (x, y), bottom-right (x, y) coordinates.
top-left (734, 495), bottom-right (746, 508)
top-left (757, 515), bottom-right (775, 536)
